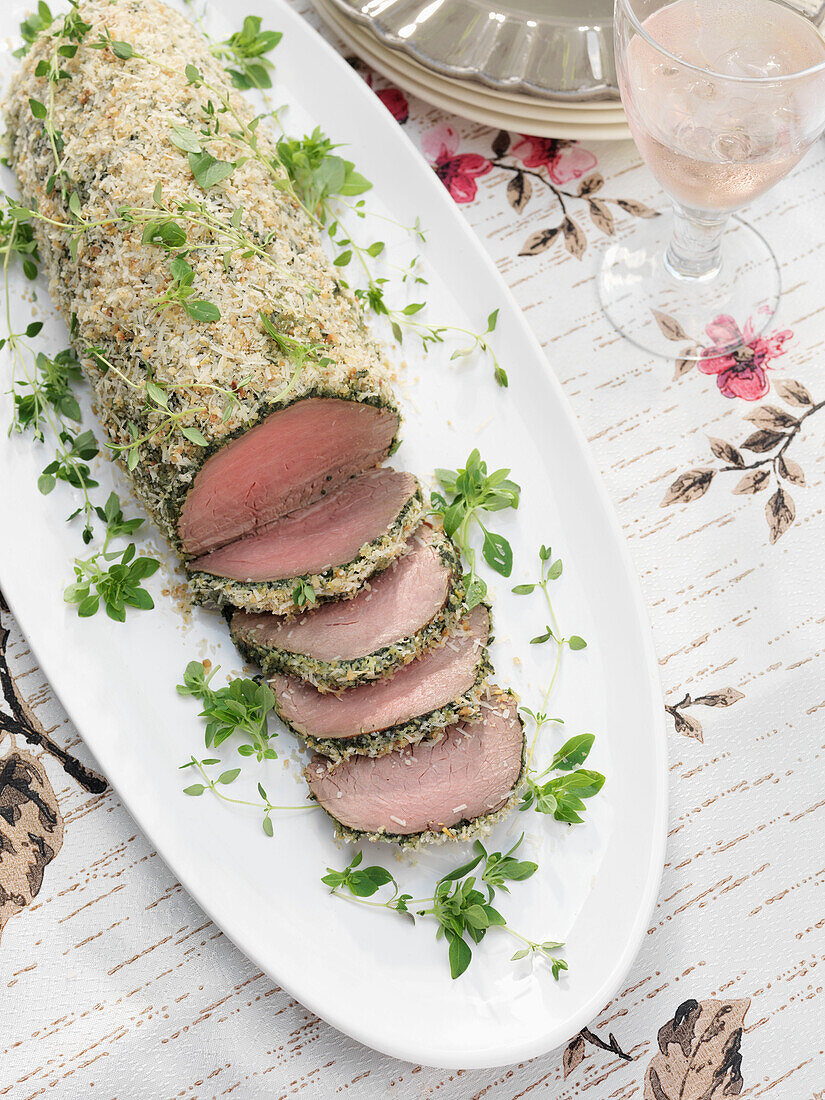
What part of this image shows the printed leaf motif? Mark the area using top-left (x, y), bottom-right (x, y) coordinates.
top-left (587, 198), bottom-right (615, 236)
top-left (692, 688), bottom-right (745, 708)
top-left (732, 469), bottom-right (769, 494)
top-left (672, 710), bottom-right (703, 741)
top-left (773, 378), bottom-right (813, 407)
top-left (776, 454), bottom-right (805, 486)
top-left (0, 749), bottom-right (64, 945)
top-left (743, 405), bottom-right (798, 431)
top-left (708, 438), bottom-right (744, 467)
top-left (491, 129), bottom-right (511, 158)
top-left (645, 998), bottom-right (748, 1099)
top-left (616, 198), bottom-right (659, 218)
top-left (652, 310), bottom-right (690, 342)
top-left (577, 173), bottom-right (604, 196)
top-left (563, 1034), bottom-right (586, 1078)
top-left (662, 469), bottom-right (715, 506)
top-left (674, 348), bottom-right (699, 379)
top-left (562, 216), bottom-right (586, 259)
top-left (741, 429), bottom-right (784, 453)
top-left (766, 486), bottom-right (795, 544)
top-left (519, 227), bottom-right (560, 256)
top-left (506, 171), bottom-right (532, 213)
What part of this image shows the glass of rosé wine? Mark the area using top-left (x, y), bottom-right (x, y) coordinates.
top-left (599, 0), bottom-right (825, 358)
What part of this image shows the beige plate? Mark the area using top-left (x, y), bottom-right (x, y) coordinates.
top-left (311, 0), bottom-right (631, 140)
top-left (325, 0), bottom-right (619, 101)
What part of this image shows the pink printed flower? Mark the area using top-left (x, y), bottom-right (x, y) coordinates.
top-left (511, 135), bottom-right (598, 185)
top-left (376, 87), bottom-right (409, 124)
top-left (697, 314), bottom-right (793, 400)
top-left (421, 124), bottom-right (492, 204)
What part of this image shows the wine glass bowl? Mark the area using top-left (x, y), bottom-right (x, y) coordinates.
top-left (600, 0), bottom-right (825, 358)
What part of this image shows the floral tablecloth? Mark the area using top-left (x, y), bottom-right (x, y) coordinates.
top-left (2, 4), bottom-right (824, 1097)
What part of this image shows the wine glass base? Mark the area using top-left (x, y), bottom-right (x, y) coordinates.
top-left (597, 211), bottom-right (781, 360)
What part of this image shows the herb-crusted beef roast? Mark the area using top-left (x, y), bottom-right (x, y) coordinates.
top-left (3, 0), bottom-right (399, 558)
top-left (230, 523), bottom-right (466, 690)
top-left (306, 691), bottom-right (525, 845)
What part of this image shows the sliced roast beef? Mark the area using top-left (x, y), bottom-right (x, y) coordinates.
top-left (230, 522), bottom-right (465, 691)
top-left (190, 468), bottom-right (418, 582)
top-left (178, 398), bottom-right (399, 557)
top-left (306, 691), bottom-right (524, 843)
top-left (187, 468), bottom-right (423, 615)
top-left (269, 603), bottom-right (490, 757)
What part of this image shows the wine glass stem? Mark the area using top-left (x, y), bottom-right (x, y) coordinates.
top-left (664, 201), bottom-right (729, 282)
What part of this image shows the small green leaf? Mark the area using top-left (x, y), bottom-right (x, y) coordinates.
top-left (184, 299), bottom-right (221, 323)
top-left (447, 934), bottom-right (472, 979)
top-left (170, 125), bottom-right (202, 153)
top-left (184, 783), bottom-right (206, 796)
top-left (218, 768), bottom-right (241, 785)
top-left (551, 734), bottom-right (594, 771)
top-left (188, 149), bottom-right (235, 189)
top-left (110, 39), bottom-right (134, 60)
top-left (567, 635), bottom-right (587, 650)
top-left (511, 583), bottom-right (535, 595)
top-left (29, 98), bottom-right (47, 119)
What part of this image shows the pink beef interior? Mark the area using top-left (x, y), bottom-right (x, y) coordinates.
top-left (178, 398), bottom-right (398, 556)
top-left (232, 524), bottom-right (450, 662)
top-left (189, 468), bottom-right (417, 583)
top-left (270, 604), bottom-right (489, 738)
top-left (306, 693), bottom-right (523, 835)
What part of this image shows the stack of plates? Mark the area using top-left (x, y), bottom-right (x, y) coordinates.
top-left (311, 0), bottom-right (629, 140)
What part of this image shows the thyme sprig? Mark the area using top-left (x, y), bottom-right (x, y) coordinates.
top-left (431, 448), bottom-right (520, 608)
top-left (21, 2), bottom-right (92, 198)
top-left (178, 661), bottom-right (314, 836)
top-left (88, 347), bottom-right (209, 471)
top-left (514, 545), bottom-right (605, 822)
top-left (151, 255), bottom-right (221, 323)
top-left (323, 838), bottom-right (566, 980)
top-left (209, 15), bottom-right (282, 90)
top-left (181, 757), bottom-right (313, 838)
top-left (259, 311), bottom-right (334, 403)
top-left (1, 213), bottom-right (103, 540)
top-left (63, 491), bottom-right (159, 620)
top-left (270, 126), bottom-right (508, 384)
top-left (177, 660), bottom-right (278, 760)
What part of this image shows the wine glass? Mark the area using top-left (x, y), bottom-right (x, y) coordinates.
top-left (599, 0), bottom-right (825, 359)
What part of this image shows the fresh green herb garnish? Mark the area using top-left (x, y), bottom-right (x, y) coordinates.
top-left (324, 837), bottom-right (565, 980)
top-left (514, 545), bottom-right (605, 822)
top-left (152, 255), bottom-right (221, 323)
top-left (431, 448), bottom-right (520, 608)
top-left (63, 491), bottom-right (158, 620)
top-left (177, 660), bottom-right (277, 760)
top-left (276, 128), bottom-right (371, 219)
top-left (180, 757), bottom-right (312, 838)
top-left (259, 311), bottom-right (334, 402)
top-left (291, 577), bottom-right (317, 609)
top-left (210, 15), bottom-right (282, 90)
top-left (88, 347), bottom-right (209, 471)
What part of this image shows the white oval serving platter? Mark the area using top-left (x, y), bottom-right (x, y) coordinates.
top-left (0, 0), bottom-right (666, 1068)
